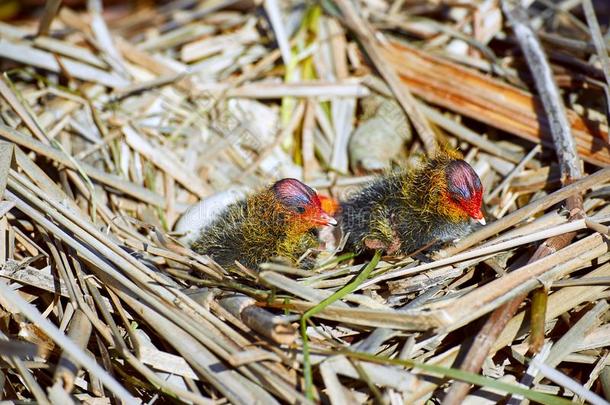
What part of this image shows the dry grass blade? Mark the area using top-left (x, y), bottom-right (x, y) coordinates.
top-left (582, 0), bottom-right (610, 122)
top-left (36, 0), bottom-right (62, 37)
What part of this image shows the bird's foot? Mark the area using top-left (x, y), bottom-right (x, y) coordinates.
top-left (364, 237), bottom-right (401, 255)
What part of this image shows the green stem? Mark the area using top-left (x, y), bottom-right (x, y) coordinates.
top-left (341, 351), bottom-right (573, 405)
top-left (300, 250), bottom-right (382, 401)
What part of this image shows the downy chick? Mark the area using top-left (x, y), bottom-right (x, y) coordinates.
top-left (339, 149), bottom-right (484, 255)
top-left (191, 178), bottom-right (336, 269)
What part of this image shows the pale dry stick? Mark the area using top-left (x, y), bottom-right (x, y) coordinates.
top-left (158, 0), bottom-right (241, 33)
top-left (553, 277), bottom-right (610, 287)
top-left (180, 22), bottom-right (259, 62)
top-left (507, 343), bottom-right (552, 405)
top-left (219, 81), bottom-right (371, 99)
top-left (302, 100), bottom-right (316, 181)
top-left (0, 42), bottom-right (129, 88)
top-left (0, 124), bottom-right (169, 208)
top-left (0, 77), bottom-right (50, 144)
top-left (33, 36), bottom-right (108, 69)
top-left (36, 0), bottom-right (62, 36)
top-left (0, 141), bottom-right (13, 198)
top-left (495, 191), bottom-right (520, 219)
top-left (267, 298), bottom-right (440, 330)
top-left (53, 309), bottom-right (92, 392)
top-left (105, 287), bottom-right (141, 356)
top-left (115, 36), bottom-right (181, 76)
top-left (114, 72), bottom-right (187, 99)
top-left (538, 31), bottom-right (597, 53)
top-left (582, 0), bottom-right (610, 122)
top-left (333, 0), bottom-right (437, 156)
top-left (87, 0), bottom-right (130, 78)
top-left (531, 359), bottom-right (610, 405)
top-left (508, 9), bottom-right (581, 182)
top-left (479, 209), bottom-right (565, 247)
top-left (442, 2), bottom-right (584, 403)
top-left (486, 144), bottom-right (541, 202)
top-left (264, 0), bottom-right (292, 67)
top-left (261, 272), bottom-right (350, 309)
top-left (137, 23), bottom-right (216, 52)
top-left (0, 280), bottom-right (138, 404)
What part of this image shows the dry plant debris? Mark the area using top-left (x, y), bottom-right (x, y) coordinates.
top-left (0, 0), bottom-right (608, 404)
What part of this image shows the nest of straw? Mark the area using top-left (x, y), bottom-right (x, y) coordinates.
top-left (0, 0), bottom-right (609, 404)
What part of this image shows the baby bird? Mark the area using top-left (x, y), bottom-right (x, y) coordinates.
top-left (191, 178), bottom-right (336, 269)
top-left (339, 149), bottom-right (484, 255)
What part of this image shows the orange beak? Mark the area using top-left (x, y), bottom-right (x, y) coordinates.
top-left (473, 209), bottom-right (486, 225)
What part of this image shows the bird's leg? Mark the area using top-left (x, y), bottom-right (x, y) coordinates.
top-left (364, 215), bottom-right (401, 254)
top-left (364, 203), bottom-right (403, 254)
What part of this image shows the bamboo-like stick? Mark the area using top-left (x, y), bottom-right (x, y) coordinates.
top-left (53, 309), bottom-right (93, 392)
top-left (219, 294), bottom-right (297, 345)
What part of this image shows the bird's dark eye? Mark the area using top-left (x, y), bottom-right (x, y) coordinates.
top-left (296, 206), bottom-right (305, 214)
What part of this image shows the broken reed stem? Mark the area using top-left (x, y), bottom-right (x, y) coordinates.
top-left (528, 286), bottom-right (549, 354)
top-left (301, 250), bottom-right (381, 401)
top-left (37, 0), bottom-right (62, 37)
top-left (53, 309), bottom-right (93, 392)
top-left (442, 2), bottom-right (585, 403)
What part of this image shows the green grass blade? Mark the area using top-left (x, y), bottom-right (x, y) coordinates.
top-left (343, 351), bottom-right (573, 405)
top-left (300, 250), bottom-right (382, 401)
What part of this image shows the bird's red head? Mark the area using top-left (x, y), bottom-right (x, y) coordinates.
top-left (271, 178), bottom-right (337, 228)
top-left (444, 160), bottom-right (485, 224)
